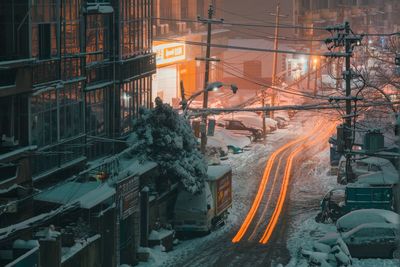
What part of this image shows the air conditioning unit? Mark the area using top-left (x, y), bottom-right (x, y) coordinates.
top-left (158, 24), bottom-right (169, 35)
top-left (176, 22), bottom-right (187, 33)
top-left (163, 24), bottom-right (170, 35)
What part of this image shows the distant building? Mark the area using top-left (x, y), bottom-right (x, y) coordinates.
top-left (293, 0), bottom-right (400, 38)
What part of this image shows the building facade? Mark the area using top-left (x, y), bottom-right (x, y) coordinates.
top-left (0, 1), bottom-right (155, 265)
top-left (0, 0), bottom-right (155, 186)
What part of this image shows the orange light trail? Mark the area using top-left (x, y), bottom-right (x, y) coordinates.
top-left (248, 150), bottom-right (285, 241)
top-left (232, 121), bottom-right (324, 243)
top-left (259, 122), bottom-right (337, 244)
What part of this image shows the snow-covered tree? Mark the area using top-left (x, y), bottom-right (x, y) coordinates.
top-left (128, 97), bottom-right (206, 194)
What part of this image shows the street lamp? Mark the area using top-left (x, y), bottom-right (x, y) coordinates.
top-left (180, 81), bottom-right (238, 153)
top-left (181, 82), bottom-right (238, 113)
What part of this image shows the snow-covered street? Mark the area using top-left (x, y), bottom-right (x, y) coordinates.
top-left (138, 113), bottom-right (339, 266)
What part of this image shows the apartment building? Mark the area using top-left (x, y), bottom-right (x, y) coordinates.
top-left (0, 1), bottom-right (155, 266)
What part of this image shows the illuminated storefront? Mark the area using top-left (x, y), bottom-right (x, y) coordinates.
top-left (152, 41), bottom-right (186, 106)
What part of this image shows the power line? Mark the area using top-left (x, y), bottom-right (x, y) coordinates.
top-left (157, 37), bottom-right (325, 56)
top-left (217, 63), bottom-right (328, 100)
top-left (188, 101), bottom-right (400, 115)
top-left (220, 60), bottom-right (330, 100)
top-left (152, 17), bottom-right (400, 36)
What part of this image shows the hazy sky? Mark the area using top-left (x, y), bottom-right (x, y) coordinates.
top-left (220, 0), bottom-right (294, 37)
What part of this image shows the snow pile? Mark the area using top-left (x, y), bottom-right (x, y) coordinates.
top-left (127, 97), bottom-right (207, 194)
top-left (148, 229), bottom-right (174, 241)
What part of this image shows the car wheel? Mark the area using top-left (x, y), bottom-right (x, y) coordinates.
top-left (392, 248), bottom-right (400, 259)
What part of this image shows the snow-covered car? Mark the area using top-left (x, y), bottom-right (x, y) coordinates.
top-left (337, 156), bottom-right (397, 184)
top-left (224, 119), bottom-right (263, 140)
top-left (274, 116), bottom-right (288, 128)
top-left (318, 222), bottom-right (399, 259)
top-left (336, 209), bottom-right (400, 232)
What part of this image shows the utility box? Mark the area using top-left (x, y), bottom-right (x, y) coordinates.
top-left (363, 130), bottom-right (384, 152)
top-left (207, 119), bottom-right (215, 136)
top-left (336, 124), bottom-right (345, 153)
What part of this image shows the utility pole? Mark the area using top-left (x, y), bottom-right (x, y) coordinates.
top-left (344, 22), bottom-right (352, 145)
top-left (324, 21), bottom-right (362, 182)
top-left (307, 12), bottom-right (313, 95)
top-left (313, 58), bottom-right (318, 96)
top-left (198, 5), bottom-right (222, 153)
top-left (270, 1), bottom-right (281, 119)
top-left (261, 90), bottom-right (267, 139)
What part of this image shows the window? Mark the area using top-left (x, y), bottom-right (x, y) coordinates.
top-left (31, 90), bottom-right (58, 146)
top-left (120, 0), bottom-right (152, 58)
top-left (38, 23), bottom-right (51, 59)
top-left (31, 0), bottom-right (58, 58)
top-left (59, 83), bottom-right (84, 139)
top-left (86, 14), bottom-right (110, 63)
top-left (31, 82), bottom-right (84, 147)
top-left (86, 89), bottom-right (106, 136)
top-left (120, 76), bottom-right (152, 134)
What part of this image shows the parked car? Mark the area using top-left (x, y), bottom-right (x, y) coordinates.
top-left (336, 209), bottom-right (400, 232)
top-left (274, 116), bottom-right (288, 128)
top-left (224, 119), bottom-right (264, 140)
top-left (318, 222), bottom-right (399, 259)
top-left (337, 156), bottom-right (397, 184)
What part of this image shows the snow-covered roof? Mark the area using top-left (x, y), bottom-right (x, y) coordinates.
top-left (34, 181), bottom-right (115, 209)
top-left (118, 159), bottom-right (158, 178)
top-left (336, 209), bottom-right (400, 232)
top-left (207, 165), bottom-right (232, 181)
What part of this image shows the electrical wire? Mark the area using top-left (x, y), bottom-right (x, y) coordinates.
top-left (157, 37), bottom-right (325, 56)
top-left (220, 61), bottom-right (330, 100)
top-left (152, 17), bottom-right (400, 37)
